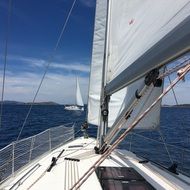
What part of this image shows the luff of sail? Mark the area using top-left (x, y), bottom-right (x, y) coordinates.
top-left (87, 0), bottom-right (108, 126)
top-left (76, 77), bottom-right (84, 107)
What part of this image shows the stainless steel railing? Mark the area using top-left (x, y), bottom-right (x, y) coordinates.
top-left (121, 132), bottom-right (190, 177)
top-left (0, 124), bottom-right (74, 183)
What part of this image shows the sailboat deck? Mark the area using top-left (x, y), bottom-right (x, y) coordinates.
top-left (1, 137), bottom-right (190, 190)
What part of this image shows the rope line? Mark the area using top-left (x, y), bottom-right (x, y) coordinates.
top-left (70, 64), bottom-right (190, 190)
top-left (101, 59), bottom-right (190, 152)
top-left (104, 85), bottom-right (149, 144)
top-left (16, 0), bottom-right (77, 141)
top-left (0, 0), bottom-right (12, 129)
top-left (159, 58), bottom-right (190, 79)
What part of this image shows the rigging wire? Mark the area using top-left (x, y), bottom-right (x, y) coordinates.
top-left (166, 67), bottom-right (187, 168)
top-left (167, 74), bottom-right (179, 105)
top-left (16, 0), bottom-right (78, 141)
top-left (159, 58), bottom-right (190, 79)
top-left (104, 59), bottom-right (190, 148)
top-left (158, 130), bottom-right (173, 164)
top-left (0, 0), bottom-right (12, 129)
top-left (70, 64), bottom-right (190, 190)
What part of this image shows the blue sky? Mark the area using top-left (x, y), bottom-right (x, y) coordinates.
top-left (0, 0), bottom-right (189, 105)
top-left (0, 0), bottom-right (95, 104)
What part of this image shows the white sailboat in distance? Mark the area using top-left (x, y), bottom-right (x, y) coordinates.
top-left (65, 77), bottom-right (84, 111)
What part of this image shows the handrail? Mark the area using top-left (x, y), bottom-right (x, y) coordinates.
top-left (130, 132), bottom-right (190, 153)
top-left (0, 123), bottom-right (74, 184)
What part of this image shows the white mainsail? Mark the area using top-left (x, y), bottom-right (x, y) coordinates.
top-left (88, 0), bottom-right (190, 130)
top-left (76, 77), bottom-right (84, 107)
top-left (106, 0), bottom-right (190, 83)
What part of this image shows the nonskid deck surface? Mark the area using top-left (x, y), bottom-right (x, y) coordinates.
top-left (2, 137), bottom-right (190, 190)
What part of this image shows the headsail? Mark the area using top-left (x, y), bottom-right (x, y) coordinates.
top-left (87, 0), bottom-right (108, 126)
top-left (76, 77), bottom-right (84, 107)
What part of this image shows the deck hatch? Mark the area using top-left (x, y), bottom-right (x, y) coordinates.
top-left (96, 167), bottom-right (155, 190)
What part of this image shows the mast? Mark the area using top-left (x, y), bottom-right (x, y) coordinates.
top-left (98, 0), bottom-right (111, 149)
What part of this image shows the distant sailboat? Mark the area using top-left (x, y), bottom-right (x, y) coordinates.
top-left (65, 77), bottom-right (84, 111)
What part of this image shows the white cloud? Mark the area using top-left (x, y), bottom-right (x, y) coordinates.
top-left (3, 71), bottom-right (89, 104)
top-left (7, 55), bottom-right (90, 72)
top-left (1, 55), bottom-right (190, 105)
top-left (3, 68), bottom-right (190, 105)
top-left (0, 54), bottom-right (90, 104)
top-left (80, 0), bottom-right (95, 8)
top-left (51, 63), bottom-right (90, 72)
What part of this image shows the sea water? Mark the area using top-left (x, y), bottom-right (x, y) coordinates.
top-left (0, 105), bottom-right (189, 176)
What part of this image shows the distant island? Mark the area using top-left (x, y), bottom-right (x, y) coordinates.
top-left (0, 100), bottom-right (60, 105)
top-left (162, 104), bottom-right (190, 108)
top-left (0, 101), bottom-right (189, 107)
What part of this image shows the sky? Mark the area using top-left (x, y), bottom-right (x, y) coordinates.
top-left (0, 0), bottom-right (95, 104)
top-left (0, 0), bottom-right (189, 105)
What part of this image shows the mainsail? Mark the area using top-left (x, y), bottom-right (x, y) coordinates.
top-left (76, 77), bottom-right (84, 107)
top-left (88, 0), bottom-right (190, 131)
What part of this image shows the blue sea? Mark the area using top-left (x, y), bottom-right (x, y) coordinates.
top-left (0, 105), bottom-right (190, 176)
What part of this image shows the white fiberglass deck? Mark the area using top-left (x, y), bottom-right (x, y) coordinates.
top-left (2, 137), bottom-right (190, 190)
